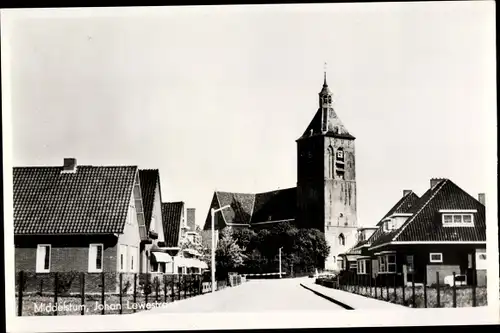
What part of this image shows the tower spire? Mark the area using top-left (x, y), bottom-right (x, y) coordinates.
top-left (323, 62), bottom-right (328, 86)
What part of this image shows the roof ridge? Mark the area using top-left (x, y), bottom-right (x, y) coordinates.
top-left (163, 201), bottom-right (184, 205)
top-left (255, 187), bottom-right (296, 195)
top-left (392, 179), bottom-right (448, 242)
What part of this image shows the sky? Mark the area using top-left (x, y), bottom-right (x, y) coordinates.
top-left (3, 2), bottom-right (496, 229)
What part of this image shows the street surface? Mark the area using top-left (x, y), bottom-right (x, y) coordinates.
top-left (141, 277), bottom-right (345, 313)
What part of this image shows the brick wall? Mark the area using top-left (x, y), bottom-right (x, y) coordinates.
top-left (15, 235), bottom-right (118, 273)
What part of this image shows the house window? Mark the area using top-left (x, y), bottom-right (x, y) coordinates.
top-left (442, 214), bottom-right (474, 227)
top-left (379, 256), bottom-right (386, 273)
top-left (387, 254), bottom-right (396, 273)
top-left (357, 260), bottom-right (367, 275)
top-left (379, 254), bottom-right (396, 273)
top-left (178, 267), bottom-right (183, 274)
top-left (338, 233), bottom-right (345, 246)
top-left (383, 220), bottom-right (395, 232)
top-left (406, 255), bottom-right (414, 272)
top-left (349, 262), bottom-right (357, 270)
top-left (429, 253), bottom-right (443, 263)
top-left (89, 244), bottom-right (104, 273)
top-left (119, 245), bottom-right (127, 272)
top-left (36, 244), bottom-right (51, 273)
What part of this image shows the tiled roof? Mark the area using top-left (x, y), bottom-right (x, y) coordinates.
top-left (364, 191), bottom-right (420, 246)
top-left (139, 169), bottom-right (159, 231)
top-left (376, 191), bottom-right (420, 226)
top-left (161, 202), bottom-right (184, 247)
top-left (297, 106), bottom-right (355, 141)
top-left (203, 188), bottom-right (297, 228)
top-left (394, 179), bottom-right (486, 242)
top-left (369, 179), bottom-right (486, 249)
top-left (251, 188), bottom-right (296, 223)
top-left (216, 191), bottom-right (254, 225)
top-left (14, 165), bottom-right (137, 235)
top-left (351, 239), bottom-right (370, 250)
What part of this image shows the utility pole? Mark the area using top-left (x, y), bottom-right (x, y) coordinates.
top-left (279, 247), bottom-right (283, 278)
top-left (211, 205), bottom-right (230, 293)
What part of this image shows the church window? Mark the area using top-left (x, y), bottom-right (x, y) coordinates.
top-left (339, 233), bottom-right (345, 246)
top-left (328, 96), bottom-right (332, 104)
top-left (322, 108), bottom-right (328, 131)
top-left (323, 96), bottom-right (328, 104)
top-left (336, 148), bottom-right (344, 160)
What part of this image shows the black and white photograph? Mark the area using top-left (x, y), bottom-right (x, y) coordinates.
top-left (1, 2), bottom-right (498, 332)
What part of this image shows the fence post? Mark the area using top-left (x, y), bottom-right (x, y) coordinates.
top-left (17, 271), bottom-right (23, 316)
top-left (145, 273), bottom-right (149, 305)
top-left (101, 272), bottom-right (105, 315)
top-left (386, 276), bottom-right (389, 301)
top-left (171, 275), bottom-right (175, 301)
top-left (164, 275), bottom-right (167, 302)
top-left (178, 275), bottom-right (182, 300)
top-left (423, 273), bottom-right (427, 308)
top-left (80, 272), bottom-right (85, 315)
top-left (374, 275), bottom-right (378, 299)
top-left (452, 272), bottom-right (456, 308)
top-left (133, 273), bottom-right (137, 313)
top-left (402, 276), bottom-right (405, 305)
top-left (369, 272), bottom-right (372, 297)
top-left (412, 270), bottom-right (416, 308)
top-left (119, 273), bottom-right (123, 315)
top-left (472, 268), bottom-right (476, 307)
top-left (54, 272), bottom-right (59, 316)
top-left (393, 274), bottom-right (397, 303)
top-left (156, 276), bottom-right (159, 302)
top-left (184, 275), bottom-right (187, 299)
top-left (436, 271), bottom-right (440, 308)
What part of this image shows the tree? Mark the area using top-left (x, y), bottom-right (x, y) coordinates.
top-left (215, 228), bottom-right (247, 278)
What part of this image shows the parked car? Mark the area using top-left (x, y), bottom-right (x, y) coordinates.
top-left (443, 274), bottom-right (467, 287)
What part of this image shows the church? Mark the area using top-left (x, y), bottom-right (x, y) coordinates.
top-left (203, 73), bottom-right (359, 271)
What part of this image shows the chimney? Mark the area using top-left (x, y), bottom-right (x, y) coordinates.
top-left (186, 208), bottom-right (196, 231)
top-left (430, 178), bottom-right (445, 189)
top-left (62, 158), bottom-right (77, 173)
top-left (478, 193), bottom-right (485, 205)
top-left (403, 190), bottom-right (412, 197)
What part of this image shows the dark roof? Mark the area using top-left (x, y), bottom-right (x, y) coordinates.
top-left (251, 188), bottom-right (296, 223)
top-left (376, 191), bottom-right (420, 226)
top-left (139, 169), bottom-right (159, 231)
top-left (14, 165), bottom-right (137, 235)
top-left (161, 202), bottom-right (184, 247)
top-left (369, 179), bottom-right (486, 249)
top-left (394, 179), bottom-right (486, 243)
top-left (204, 188), bottom-right (296, 228)
top-left (297, 106), bottom-right (355, 141)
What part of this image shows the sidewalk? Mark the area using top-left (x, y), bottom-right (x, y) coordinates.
top-left (300, 280), bottom-right (409, 310)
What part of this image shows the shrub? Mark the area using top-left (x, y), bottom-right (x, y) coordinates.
top-left (56, 272), bottom-right (79, 295)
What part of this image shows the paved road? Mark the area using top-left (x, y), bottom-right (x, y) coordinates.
top-left (141, 277), bottom-right (345, 313)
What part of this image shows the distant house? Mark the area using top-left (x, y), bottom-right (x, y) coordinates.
top-left (13, 158), bottom-right (157, 276)
top-left (339, 178), bottom-right (487, 287)
top-left (161, 202), bottom-right (207, 274)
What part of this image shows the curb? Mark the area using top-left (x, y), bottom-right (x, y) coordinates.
top-left (300, 283), bottom-right (354, 310)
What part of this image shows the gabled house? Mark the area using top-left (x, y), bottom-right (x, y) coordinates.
top-left (13, 158), bottom-right (156, 277)
top-left (367, 178), bottom-right (486, 287)
top-left (138, 169), bottom-right (169, 274)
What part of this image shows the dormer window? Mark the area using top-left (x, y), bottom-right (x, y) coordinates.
top-left (383, 220), bottom-right (395, 232)
top-left (442, 213), bottom-right (474, 227)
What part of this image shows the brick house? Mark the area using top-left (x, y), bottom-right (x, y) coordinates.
top-left (13, 158), bottom-right (158, 274)
top-left (340, 178), bottom-right (487, 287)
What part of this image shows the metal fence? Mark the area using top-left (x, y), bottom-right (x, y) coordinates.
top-left (15, 271), bottom-right (236, 316)
top-left (316, 270), bottom-right (487, 308)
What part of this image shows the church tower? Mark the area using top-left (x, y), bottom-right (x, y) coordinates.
top-left (296, 72), bottom-right (358, 271)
